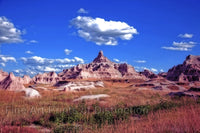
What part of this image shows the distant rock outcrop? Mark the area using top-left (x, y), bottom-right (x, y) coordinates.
top-left (0, 69), bottom-right (8, 81)
top-left (32, 71), bottom-right (60, 84)
top-left (56, 81), bottom-right (104, 91)
top-left (58, 51), bottom-right (147, 80)
top-left (0, 72), bottom-right (25, 90)
top-left (140, 69), bottom-right (158, 79)
top-left (166, 55), bottom-right (200, 82)
top-left (158, 72), bottom-right (167, 78)
top-left (22, 75), bottom-right (32, 84)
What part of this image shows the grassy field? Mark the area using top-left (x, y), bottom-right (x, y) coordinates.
top-left (0, 80), bottom-right (199, 133)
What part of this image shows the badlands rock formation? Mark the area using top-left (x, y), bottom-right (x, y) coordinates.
top-left (140, 69), bottom-right (158, 79)
top-left (0, 72), bottom-right (25, 90)
top-left (22, 75), bottom-right (32, 84)
top-left (167, 55), bottom-right (200, 82)
top-left (32, 71), bottom-right (60, 84)
top-left (59, 51), bottom-right (147, 80)
top-left (19, 88), bottom-right (41, 98)
top-left (0, 70), bottom-right (8, 81)
top-left (56, 81), bottom-right (104, 91)
top-left (0, 70), bottom-right (32, 90)
top-left (73, 94), bottom-right (110, 102)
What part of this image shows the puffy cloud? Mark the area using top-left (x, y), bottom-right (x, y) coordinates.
top-left (64, 49), bottom-right (72, 55)
top-left (21, 56), bottom-right (49, 66)
top-left (13, 64), bottom-right (76, 77)
top-left (150, 68), bottom-right (158, 73)
top-left (29, 40), bottom-right (38, 43)
top-left (71, 16), bottom-right (138, 45)
top-left (14, 69), bottom-right (20, 73)
top-left (160, 69), bottom-right (164, 72)
top-left (134, 66), bottom-right (148, 72)
top-left (162, 46), bottom-right (190, 51)
top-left (0, 16), bottom-right (23, 44)
top-left (19, 56), bottom-right (84, 76)
top-left (172, 41), bottom-right (196, 48)
top-left (21, 56), bottom-right (84, 66)
top-left (178, 33), bottom-right (193, 38)
top-left (134, 60), bottom-right (146, 63)
top-left (52, 64), bottom-right (75, 69)
top-left (0, 55), bottom-right (16, 62)
top-left (113, 58), bottom-right (120, 63)
top-left (25, 50), bottom-right (33, 54)
top-left (0, 63), bottom-right (5, 67)
top-left (13, 69), bottom-right (38, 77)
top-left (74, 57), bottom-right (84, 64)
top-left (162, 41), bottom-right (196, 51)
top-left (43, 66), bottom-right (60, 72)
top-left (134, 66), bottom-right (161, 73)
top-left (77, 8), bottom-right (88, 14)
top-left (0, 55), bottom-right (16, 67)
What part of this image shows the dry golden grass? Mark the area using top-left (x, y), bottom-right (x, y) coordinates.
top-left (0, 80), bottom-right (199, 132)
top-left (0, 80), bottom-right (167, 125)
top-left (83, 104), bottom-right (200, 133)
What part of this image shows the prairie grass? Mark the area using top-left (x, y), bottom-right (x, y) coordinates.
top-left (88, 104), bottom-right (200, 133)
top-left (0, 80), bottom-right (199, 132)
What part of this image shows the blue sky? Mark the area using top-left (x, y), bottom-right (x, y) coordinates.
top-left (0, 0), bottom-right (200, 76)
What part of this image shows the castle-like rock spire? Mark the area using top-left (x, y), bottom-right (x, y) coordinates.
top-left (93, 50), bottom-right (112, 63)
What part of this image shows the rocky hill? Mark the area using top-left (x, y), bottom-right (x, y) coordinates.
top-left (32, 71), bottom-right (59, 84)
top-left (140, 69), bottom-right (159, 79)
top-left (166, 55), bottom-right (200, 82)
top-left (0, 70), bottom-right (8, 81)
top-left (58, 51), bottom-right (147, 80)
top-left (0, 72), bottom-right (25, 90)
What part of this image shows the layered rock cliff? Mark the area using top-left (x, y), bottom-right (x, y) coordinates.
top-left (166, 55), bottom-right (200, 82)
top-left (32, 71), bottom-right (60, 84)
top-left (0, 72), bottom-right (25, 90)
top-left (58, 51), bottom-right (147, 80)
top-left (140, 69), bottom-right (159, 79)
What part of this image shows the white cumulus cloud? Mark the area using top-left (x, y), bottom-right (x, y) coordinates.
top-left (29, 40), bottom-right (38, 43)
top-left (25, 50), bottom-right (33, 54)
top-left (160, 69), bottom-right (164, 72)
top-left (0, 63), bottom-right (5, 67)
top-left (77, 8), bottom-right (88, 14)
top-left (134, 60), bottom-right (146, 63)
top-left (134, 66), bottom-right (162, 73)
top-left (173, 41), bottom-right (196, 48)
top-left (162, 41), bottom-right (196, 51)
top-left (151, 68), bottom-right (158, 73)
top-left (0, 55), bottom-right (16, 67)
top-left (178, 33), bottom-right (193, 38)
top-left (0, 16), bottom-right (23, 44)
top-left (74, 57), bottom-right (84, 64)
top-left (0, 55), bottom-right (16, 62)
top-left (71, 16), bottom-right (138, 45)
top-left (113, 58), bottom-right (120, 63)
top-left (19, 56), bottom-right (84, 76)
top-left (162, 46), bottom-right (190, 51)
top-left (21, 56), bottom-right (84, 66)
top-left (64, 49), bottom-right (72, 55)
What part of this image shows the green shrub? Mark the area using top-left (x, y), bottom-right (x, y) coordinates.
top-left (54, 124), bottom-right (81, 133)
top-left (114, 107), bottom-right (129, 121)
top-left (131, 105), bottom-right (151, 115)
top-left (153, 100), bottom-right (178, 112)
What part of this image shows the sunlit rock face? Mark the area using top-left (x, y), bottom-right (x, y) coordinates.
top-left (167, 55), bottom-right (200, 82)
top-left (0, 72), bottom-right (25, 90)
top-left (59, 51), bottom-right (147, 80)
top-left (0, 69), bottom-right (8, 81)
top-left (32, 71), bottom-right (60, 84)
top-left (22, 75), bottom-right (32, 84)
top-left (140, 69), bottom-right (159, 79)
